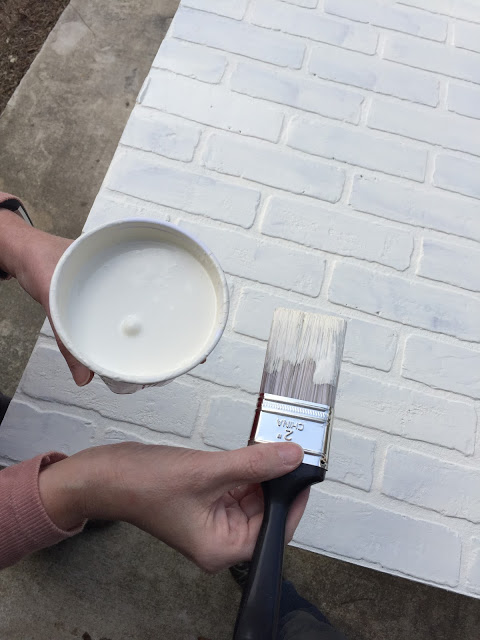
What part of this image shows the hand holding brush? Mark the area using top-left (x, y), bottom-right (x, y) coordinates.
top-left (234, 309), bottom-right (347, 640)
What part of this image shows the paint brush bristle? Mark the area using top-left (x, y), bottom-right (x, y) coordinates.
top-left (260, 309), bottom-right (347, 406)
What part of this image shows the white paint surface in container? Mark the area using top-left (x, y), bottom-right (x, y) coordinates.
top-left (66, 240), bottom-right (217, 378)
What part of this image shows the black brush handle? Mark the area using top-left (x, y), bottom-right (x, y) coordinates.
top-left (233, 463), bottom-right (326, 640)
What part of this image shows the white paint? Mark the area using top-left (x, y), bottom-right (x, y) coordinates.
top-left (65, 239), bottom-right (217, 379)
top-left (6, 0), bottom-right (480, 597)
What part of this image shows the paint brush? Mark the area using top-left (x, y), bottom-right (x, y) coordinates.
top-left (233, 309), bottom-right (347, 640)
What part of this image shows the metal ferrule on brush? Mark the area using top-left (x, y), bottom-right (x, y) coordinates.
top-left (250, 393), bottom-right (333, 469)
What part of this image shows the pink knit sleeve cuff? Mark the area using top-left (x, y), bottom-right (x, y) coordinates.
top-left (0, 452), bottom-right (86, 569)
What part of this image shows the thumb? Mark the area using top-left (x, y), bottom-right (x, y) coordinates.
top-left (211, 443), bottom-right (304, 491)
top-left (54, 331), bottom-right (94, 387)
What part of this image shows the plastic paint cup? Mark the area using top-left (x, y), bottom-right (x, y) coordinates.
top-left (50, 220), bottom-right (229, 394)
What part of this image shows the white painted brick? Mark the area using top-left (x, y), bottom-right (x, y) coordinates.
top-left (182, 0), bottom-right (247, 19)
top-left (142, 70), bottom-right (283, 143)
top-left (419, 237), bottom-right (480, 292)
top-left (325, 0), bottom-right (447, 41)
top-left (262, 195), bottom-right (413, 270)
top-left (281, 0), bottom-right (317, 7)
top-left (288, 116), bottom-right (427, 181)
top-left (171, 7), bottom-right (305, 69)
top-left (21, 343), bottom-right (201, 437)
top-left (369, 98), bottom-right (480, 158)
top-left (0, 401), bottom-right (95, 461)
top-left (295, 487), bottom-right (461, 586)
top-left (152, 39), bottom-right (227, 83)
top-left (83, 190), bottom-right (174, 232)
top-left (467, 539), bottom-right (480, 595)
top-left (309, 44), bottom-right (439, 106)
top-left (384, 33), bottom-right (480, 84)
top-left (399, 0), bottom-right (480, 23)
top-left (203, 396), bottom-right (254, 449)
top-left (329, 261), bottom-right (480, 343)
top-left (336, 371), bottom-right (476, 454)
top-left (434, 153), bottom-right (480, 200)
top-left (383, 447), bottom-right (480, 523)
top-left (447, 81), bottom-right (480, 119)
top-left (455, 21), bottom-right (480, 53)
top-left (121, 108), bottom-right (201, 162)
top-left (327, 428), bottom-right (375, 491)
top-left (231, 62), bottom-right (364, 124)
top-left (101, 427), bottom-right (149, 445)
top-left (203, 132), bottom-right (345, 203)
top-left (179, 217), bottom-right (326, 296)
top-left (189, 336), bottom-right (265, 394)
top-left (106, 148), bottom-right (260, 228)
top-left (234, 286), bottom-right (398, 371)
top-left (350, 174), bottom-right (480, 243)
top-left (250, 0), bottom-right (378, 54)
top-left (402, 334), bottom-right (480, 400)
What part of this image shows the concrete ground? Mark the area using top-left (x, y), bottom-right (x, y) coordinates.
top-left (0, 1), bottom-right (479, 639)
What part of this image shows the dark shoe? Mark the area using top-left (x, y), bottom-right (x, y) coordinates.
top-left (0, 393), bottom-right (11, 424)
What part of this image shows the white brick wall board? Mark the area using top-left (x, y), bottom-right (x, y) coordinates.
top-left (336, 370), bottom-right (476, 454)
top-left (350, 174), bottom-right (480, 242)
top-left (308, 43), bottom-right (440, 106)
top-left (5, 0), bottom-right (480, 597)
top-left (447, 81), bottom-right (480, 119)
top-left (402, 334), bottom-right (480, 399)
top-left (383, 447), bottom-right (480, 522)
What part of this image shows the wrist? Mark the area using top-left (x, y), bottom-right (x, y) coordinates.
top-left (0, 208), bottom-right (37, 279)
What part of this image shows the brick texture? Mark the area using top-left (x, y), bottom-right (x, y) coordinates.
top-left (5, 0), bottom-right (480, 597)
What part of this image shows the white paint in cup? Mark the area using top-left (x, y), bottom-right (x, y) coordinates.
top-left (50, 220), bottom-right (229, 394)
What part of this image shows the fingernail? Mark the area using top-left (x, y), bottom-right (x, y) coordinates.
top-left (277, 443), bottom-right (303, 467)
top-left (76, 371), bottom-right (94, 387)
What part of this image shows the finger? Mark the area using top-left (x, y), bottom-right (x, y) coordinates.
top-left (210, 443), bottom-right (304, 493)
top-left (285, 487), bottom-right (310, 542)
top-left (55, 333), bottom-right (94, 387)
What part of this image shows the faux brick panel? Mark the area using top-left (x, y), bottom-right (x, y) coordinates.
top-left (295, 487), bottom-right (461, 586)
top-left (434, 153), bottom-right (480, 200)
top-left (234, 286), bottom-right (397, 371)
top-left (329, 262), bottom-right (480, 343)
top-left (203, 396), bottom-right (255, 450)
top-left (288, 115), bottom-right (427, 180)
top-left (231, 62), bottom-right (364, 124)
top-left (121, 108), bottom-right (201, 162)
top-left (203, 132), bottom-right (345, 203)
top-left (182, 0), bottom-right (248, 19)
top-left (467, 539), bottom-right (480, 595)
top-left (419, 237), bottom-right (480, 293)
top-left (188, 336), bottom-right (265, 394)
top-left (152, 39), bottom-right (227, 83)
top-left (384, 34), bottom-right (480, 84)
top-left (350, 174), bottom-right (480, 242)
top-left (324, 0), bottom-right (447, 41)
top-left (403, 334), bottom-right (480, 400)
top-left (336, 370), bottom-right (476, 454)
top-left (107, 149), bottom-right (260, 228)
top-left (327, 428), bottom-right (375, 491)
top-left (21, 343), bottom-right (201, 438)
top-left (262, 195), bottom-right (413, 270)
top-left (454, 21), bottom-right (480, 53)
top-left (179, 218), bottom-right (325, 296)
top-left (399, 0), bottom-right (480, 23)
top-left (172, 7), bottom-right (305, 68)
top-left (0, 401), bottom-right (95, 462)
top-left (383, 447), bottom-right (480, 523)
top-left (447, 82), bottom-right (480, 119)
top-left (143, 70), bottom-right (284, 142)
top-left (369, 98), bottom-right (480, 157)
top-left (309, 43), bottom-right (439, 106)
top-left (281, 0), bottom-right (318, 7)
top-left (250, 0), bottom-right (378, 54)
